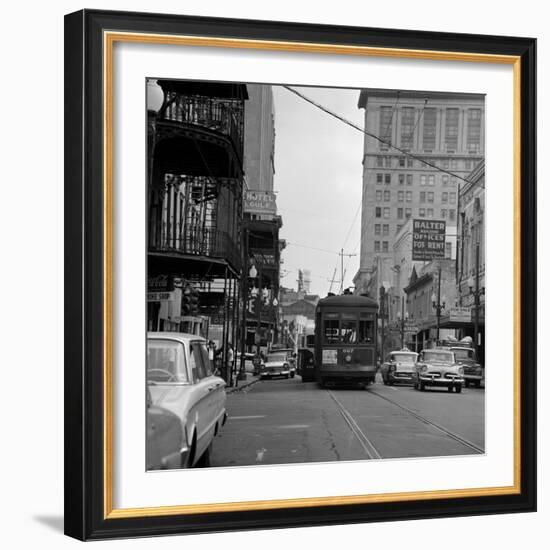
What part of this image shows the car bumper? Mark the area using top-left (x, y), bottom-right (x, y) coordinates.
top-left (260, 369), bottom-right (290, 376)
top-left (419, 375), bottom-right (464, 386)
top-left (389, 371), bottom-right (414, 381)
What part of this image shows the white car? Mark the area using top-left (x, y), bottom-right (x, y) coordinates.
top-left (147, 332), bottom-right (227, 469)
top-left (259, 352), bottom-right (292, 379)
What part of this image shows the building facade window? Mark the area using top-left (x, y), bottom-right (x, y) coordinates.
top-left (441, 209), bottom-right (447, 218)
top-left (449, 209), bottom-right (456, 221)
top-left (467, 109), bottom-right (482, 152)
top-left (405, 208), bottom-right (412, 219)
top-left (420, 175), bottom-right (426, 186)
top-left (442, 175), bottom-right (449, 186)
top-left (376, 190), bottom-right (382, 201)
top-left (442, 192), bottom-right (448, 203)
top-left (450, 192), bottom-right (456, 204)
top-left (427, 208), bottom-right (434, 217)
top-left (375, 207), bottom-right (381, 218)
top-left (445, 242), bottom-right (452, 258)
top-left (419, 208), bottom-right (426, 217)
top-left (383, 207), bottom-right (390, 219)
top-left (374, 224), bottom-right (381, 235)
top-left (376, 157), bottom-right (384, 167)
top-left (428, 175), bottom-right (435, 186)
top-left (397, 207), bottom-right (404, 219)
top-left (382, 241), bottom-right (389, 252)
top-left (376, 173), bottom-right (383, 184)
top-left (400, 107), bottom-right (415, 149)
top-left (406, 191), bottom-right (412, 202)
top-left (398, 190), bottom-right (404, 202)
top-left (399, 174), bottom-right (405, 185)
top-left (445, 108), bottom-right (459, 150)
top-left (382, 224), bottom-right (389, 236)
top-left (384, 156), bottom-right (392, 168)
top-left (428, 191), bottom-right (434, 202)
top-left (450, 159), bottom-right (458, 170)
top-left (406, 174), bottom-right (413, 185)
top-left (407, 158), bottom-right (414, 168)
top-left (374, 241), bottom-right (380, 252)
top-left (420, 191), bottom-right (426, 203)
top-left (379, 106), bottom-right (393, 144)
top-left (422, 107), bottom-right (437, 150)
top-left (384, 190), bottom-right (391, 201)
top-left (384, 173), bottom-right (391, 185)
top-left (399, 158), bottom-right (405, 167)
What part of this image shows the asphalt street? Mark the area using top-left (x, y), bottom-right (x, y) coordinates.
top-left (211, 374), bottom-right (485, 467)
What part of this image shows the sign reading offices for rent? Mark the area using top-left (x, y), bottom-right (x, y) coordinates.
top-left (412, 219), bottom-right (446, 261)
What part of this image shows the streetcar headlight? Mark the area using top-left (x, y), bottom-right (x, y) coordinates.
top-left (345, 355), bottom-right (352, 363)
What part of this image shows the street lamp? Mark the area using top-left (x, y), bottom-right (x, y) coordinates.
top-left (379, 285), bottom-right (387, 361)
top-left (238, 264), bottom-right (260, 382)
top-left (468, 243), bottom-right (485, 358)
top-left (431, 265), bottom-right (446, 346)
top-left (396, 296), bottom-right (409, 349)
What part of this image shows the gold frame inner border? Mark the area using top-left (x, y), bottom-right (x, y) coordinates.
top-left (103, 30), bottom-right (522, 520)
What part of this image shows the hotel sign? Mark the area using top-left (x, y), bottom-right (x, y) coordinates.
top-left (244, 191), bottom-right (277, 214)
top-left (412, 219), bottom-right (446, 261)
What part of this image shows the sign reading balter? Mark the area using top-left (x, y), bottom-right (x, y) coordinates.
top-left (412, 219), bottom-right (446, 261)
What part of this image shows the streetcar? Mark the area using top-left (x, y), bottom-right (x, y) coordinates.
top-left (314, 294), bottom-right (378, 388)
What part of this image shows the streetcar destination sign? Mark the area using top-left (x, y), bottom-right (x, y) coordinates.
top-left (412, 219), bottom-right (446, 261)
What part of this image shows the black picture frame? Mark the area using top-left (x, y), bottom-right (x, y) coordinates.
top-left (64, 9), bottom-right (536, 541)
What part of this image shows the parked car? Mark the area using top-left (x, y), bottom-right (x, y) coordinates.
top-left (412, 348), bottom-right (464, 393)
top-left (380, 349), bottom-right (418, 385)
top-left (259, 351), bottom-right (292, 379)
top-left (269, 347), bottom-right (296, 377)
top-left (147, 332), bottom-right (227, 468)
top-left (146, 387), bottom-right (184, 470)
top-left (450, 345), bottom-right (484, 388)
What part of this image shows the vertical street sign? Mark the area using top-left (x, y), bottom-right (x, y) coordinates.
top-left (412, 219), bottom-right (446, 261)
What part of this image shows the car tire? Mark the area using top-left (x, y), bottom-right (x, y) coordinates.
top-left (455, 384), bottom-right (462, 394)
top-left (382, 377), bottom-right (388, 385)
top-left (464, 380), bottom-right (470, 388)
top-left (388, 379), bottom-right (394, 386)
top-left (419, 381), bottom-right (426, 392)
top-left (197, 442), bottom-right (212, 468)
top-left (447, 385), bottom-right (454, 393)
top-left (474, 381), bottom-right (481, 388)
top-left (290, 372), bottom-right (295, 378)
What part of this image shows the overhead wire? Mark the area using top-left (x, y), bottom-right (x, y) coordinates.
top-left (282, 86), bottom-right (474, 186)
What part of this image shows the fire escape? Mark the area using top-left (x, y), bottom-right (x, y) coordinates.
top-left (147, 80), bottom-right (248, 379)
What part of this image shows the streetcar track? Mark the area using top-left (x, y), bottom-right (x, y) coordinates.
top-left (369, 388), bottom-right (485, 454)
top-left (326, 390), bottom-right (382, 460)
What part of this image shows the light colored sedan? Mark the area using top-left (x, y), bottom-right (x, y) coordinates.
top-left (147, 332), bottom-right (227, 469)
top-left (259, 352), bottom-right (292, 379)
top-left (412, 348), bottom-right (465, 393)
top-left (380, 349), bottom-right (418, 385)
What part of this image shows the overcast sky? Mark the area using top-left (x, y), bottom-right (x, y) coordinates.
top-left (272, 85), bottom-right (364, 297)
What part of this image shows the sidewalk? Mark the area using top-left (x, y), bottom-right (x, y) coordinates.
top-left (226, 373), bottom-right (260, 394)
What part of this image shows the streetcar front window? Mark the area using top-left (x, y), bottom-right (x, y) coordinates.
top-left (341, 319), bottom-right (357, 343)
top-left (324, 319), bottom-right (340, 343)
top-left (359, 320), bottom-right (374, 344)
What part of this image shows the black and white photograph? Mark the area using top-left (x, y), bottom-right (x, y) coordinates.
top-left (145, 80), bottom-right (486, 470)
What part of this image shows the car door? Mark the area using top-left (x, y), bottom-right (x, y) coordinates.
top-left (197, 341), bottom-right (226, 431)
top-left (187, 341), bottom-right (212, 460)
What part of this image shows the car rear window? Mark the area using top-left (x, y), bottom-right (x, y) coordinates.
top-left (147, 339), bottom-right (188, 383)
top-left (392, 353), bottom-right (416, 363)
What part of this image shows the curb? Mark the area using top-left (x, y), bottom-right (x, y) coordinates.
top-left (226, 377), bottom-right (260, 394)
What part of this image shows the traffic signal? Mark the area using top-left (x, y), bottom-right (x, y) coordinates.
top-left (189, 286), bottom-right (199, 315)
top-left (182, 285), bottom-right (193, 316)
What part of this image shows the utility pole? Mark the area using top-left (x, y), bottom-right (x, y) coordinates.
top-left (339, 248), bottom-right (357, 294)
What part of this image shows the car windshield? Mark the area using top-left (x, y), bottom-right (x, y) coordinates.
top-left (266, 353), bottom-right (287, 363)
top-left (452, 348), bottom-right (475, 360)
top-left (423, 351), bottom-right (454, 362)
top-left (392, 353), bottom-right (416, 363)
top-left (147, 339), bottom-right (188, 383)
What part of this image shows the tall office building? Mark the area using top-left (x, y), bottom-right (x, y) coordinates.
top-left (353, 89), bottom-right (485, 296)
